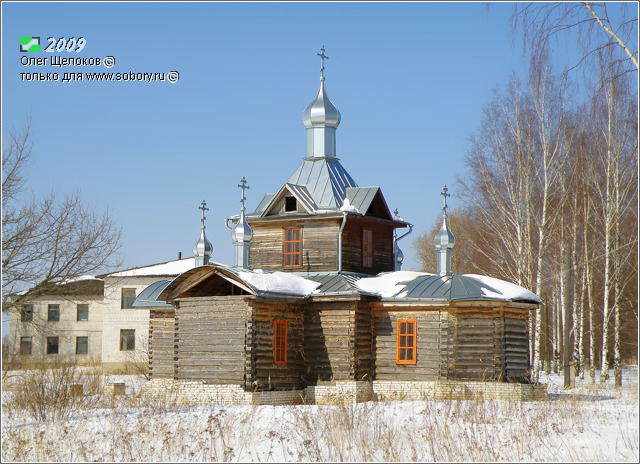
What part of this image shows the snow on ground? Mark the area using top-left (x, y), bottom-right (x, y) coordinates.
top-left (2, 368), bottom-right (638, 462)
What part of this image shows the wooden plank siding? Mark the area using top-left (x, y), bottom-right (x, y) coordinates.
top-left (303, 299), bottom-right (373, 383)
top-left (354, 299), bottom-right (374, 381)
top-left (151, 291), bottom-right (533, 389)
top-left (248, 300), bottom-right (305, 391)
top-left (440, 310), bottom-right (455, 379)
top-left (341, 218), bottom-right (395, 275)
top-left (450, 308), bottom-right (504, 381)
top-left (504, 312), bottom-right (530, 382)
top-left (174, 297), bottom-right (251, 384)
top-left (149, 310), bottom-right (176, 379)
top-left (372, 309), bottom-right (442, 381)
top-left (248, 219), bottom-right (340, 272)
top-left (448, 307), bottom-right (531, 382)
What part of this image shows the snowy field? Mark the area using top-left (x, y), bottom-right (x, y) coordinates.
top-left (2, 368), bottom-right (638, 462)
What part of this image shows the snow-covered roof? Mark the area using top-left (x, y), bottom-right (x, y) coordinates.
top-left (62, 275), bottom-right (103, 284)
top-left (105, 257), bottom-right (203, 278)
top-left (146, 263), bottom-right (540, 305)
top-left (238, 269), bottom-right (321, 296)
top-left (355, 272), bottom-right (542, 304)
top-left (354, 271), bottom-right (429, 298)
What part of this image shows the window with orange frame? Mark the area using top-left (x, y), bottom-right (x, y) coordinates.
top-left (274, 320), bottom-right (288, 364)
top-left (362, 228), bottom-right (373, 268)
top-left (283, 228), bottom-right (301, 267)
top-left (396, 319), bottom-right (417, 364)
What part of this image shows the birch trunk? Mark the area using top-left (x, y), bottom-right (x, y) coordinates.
top-left (571, 195), bottom-right (581, 378)
top-left (600, 161), bottom-right (612, 385)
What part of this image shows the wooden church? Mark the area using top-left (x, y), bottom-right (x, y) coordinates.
top-left (136, 48), bottom-right (543, 404)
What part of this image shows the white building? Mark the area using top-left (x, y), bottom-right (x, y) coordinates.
top-left (8, 277), bottom-right (105, 365)
top-left (8, 257), bottom-right (196, 373)
top-left (100, 258), bottom-right (196, 373)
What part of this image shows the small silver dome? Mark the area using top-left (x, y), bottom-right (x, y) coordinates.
top-left (193, 200), bottom-right (214, 266)
top-left (231, 214), bottom-right (253, 243)
top-left (395, 246), bottom-right (404, 264)
top-left (434, 216), bottom-right (455, 250)
top-left (302, 77), bottom-right (341, 129)
top-left (193, 228), bottom-right (214, 263)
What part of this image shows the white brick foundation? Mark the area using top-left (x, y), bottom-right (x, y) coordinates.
top-left (141, 379), bottom-right (547, 405)
top-left (141, 379), bottom-right (305, 406)
top-left (372, 380), bottom-right (548, 401)
top-left (304, 381), bottom-right (373, 405)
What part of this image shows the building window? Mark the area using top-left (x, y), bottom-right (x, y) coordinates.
top-left (19, 337), bottom-right (32, 355)
top-left (21, 305), bottom-right (33, 322)
top-left (120, 329), bottom-right (135, 351)
top-left (48, 304), bottom-right (60, 322)
top-left (47, 336), bottom-right (59, 355)
top-left (274, 320), bottom-right (287, 364)
top-left (76, 336), bottom-right (88, 355)
top-left (77, 304), bottom-right (89, 321)
top-left (121, 288), bottom-right (136, 309)
top-left (363, 228), bottom-right (373, 268)
top-left (283, 228), bottom-right (301, 267)
top-left (396, 319), bottom-right (417, 365)
top-left (285, 196), bottom-right (297, 212)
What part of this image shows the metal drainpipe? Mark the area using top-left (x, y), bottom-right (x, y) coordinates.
top-left (338, 212), bottom-right (347, 272)
top-left (396, 222), bottom-right (414, 242)
top-left (395, 222), bottom-right (414, 269)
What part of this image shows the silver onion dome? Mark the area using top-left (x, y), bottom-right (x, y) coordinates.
top-left (225, 177), bottom-right (253, 268)
top-left (395, 243), bottom-right (404, 265)
top-left (231, 212), bottom-right (253, 243)
top-left (302, 76), bottom-right (341, 129)
top-left (434, 186), bottom-right (455, 276)
top-left (193, 228), bottom-right (214, 261)
top-left (434, 185), bottom-right (455, 250)
top-left (302, 47), bottom-right (341, 159)
top-left (193, 200), bottom-right (214, 266)
top-left (434, 216), bottom-right (455, 250)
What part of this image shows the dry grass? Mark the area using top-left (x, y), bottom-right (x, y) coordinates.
top-left (2, 369), bottom-right (638, 462)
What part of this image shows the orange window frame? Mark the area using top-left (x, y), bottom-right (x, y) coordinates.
top-left (396, 319), bottom-right (417, 365)
top-left (274, 320), bottom-right (288, 364)
top-left (363, 228), bottom-right (373, 268)
top-left (283, 228), bottom-right (301, 267)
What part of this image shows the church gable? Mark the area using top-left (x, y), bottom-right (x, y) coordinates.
top-left (344, 187), bottom-right (393, 220)
top-left (261, 183), bottom-right (317, 217)
top-left (159, 267), bottom-right (254, 300)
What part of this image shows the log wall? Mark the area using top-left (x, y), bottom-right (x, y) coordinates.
top-left (449, 308), bottom-right (504, 381)
top-left (304, 299), bottom-right (362, 383)
top-left (504, 311), bottom-right (530, 382)
top-left (153, 294), bottom-right (532, 389)
top-left (248, 300), bottom-right (305, 390)
top-left (149, 310), bottom-right (176, 379)
top-left (354, 299), bottom-right (374, 381)
top-left (249, 219), bottom-right (340, 272)
top-left (174, 297), bottom-right (251, 384)
top-left (448, 307), bottom-right (531, 382)
top-left (372, 309), bottom-right (441, 381)
top-left (341, 218), bottom-right (395, 275)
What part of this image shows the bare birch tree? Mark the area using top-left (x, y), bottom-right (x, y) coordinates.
top-left (589, 55), bottom-right (638, 385)
top-left (511, 2), bottom-right (639, 75)
top-left (2, 123), bottom-right (123, 321)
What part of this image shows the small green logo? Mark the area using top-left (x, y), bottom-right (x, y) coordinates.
top-left (20, 37), bottom-right (40, 52)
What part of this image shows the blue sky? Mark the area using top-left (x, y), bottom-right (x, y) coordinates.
top-left (2, 1), bottom-right (586, 276)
